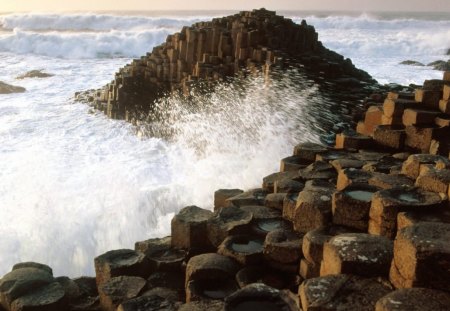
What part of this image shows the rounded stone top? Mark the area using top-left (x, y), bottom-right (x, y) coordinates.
top-left (373, 186), bottom-right (445, 207)
top-left (173, 206), bottom-right (213, 223)
top-left (186, 253), bottom-right (241, 279)
top-left (94, 249), bottom-right (146, 269)
top-left (340, 183), bottom-right (380, 203)
top-left (12, 262), bottom-right (53, 276)
top-left (375, 288), bottom-right (450, 311)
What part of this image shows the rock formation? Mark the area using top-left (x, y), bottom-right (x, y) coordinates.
top-left (0, 81), bottom-right (25, 94)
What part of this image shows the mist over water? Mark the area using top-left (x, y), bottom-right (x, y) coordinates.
top-left (0, 10), bottom-right (448, 276)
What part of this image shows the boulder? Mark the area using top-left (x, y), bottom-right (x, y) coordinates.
top-left (280, 156), bottom-right (309, 172)
top-left (0, 81), bottom-right (26, 94)
top-left (332, 184), bottom-right (379, 231)
top-left (171, 206), bottom-right (213, 250)
top-left (375, 288), bottom-right (450, 311)
top-left (98, 276), bottom-right (146, 311)
top-left (368, 186), bottom-right (445, 239)
top-left (390, 222), bottom-right (450, 291)
top-left (94, 249), bottom-right (150, 287)
top-left (207, 206), bottom-right (253, 247)
top-left (263, 229), bottom-right (303, 264)
top-left (218, 235), bottom-right (264, 265)
top-left (299, 274), bottom-right (392, 311)
top-left (214, 189), bottom-right (243, 210)
top-left (16, 70), bottom-right (54, 79)
top-left (320, 233), bottom-right (393, 278)
top-left (135, 237), bottom-right (186, 273)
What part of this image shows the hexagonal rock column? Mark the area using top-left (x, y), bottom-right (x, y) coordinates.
top-left (185, 253), bottom-right (240, 302)
top-left (280, 155), bottom-right (309, 172)
top-left (264, 193), bottom-right (286, 210)
top-left (373, 125), bottom-right (406, 150)
top-left (214, 189), bottom-right (244, 211)
top-left (368, 173), bottom-right (414, 190)
top-left (178, 300), bottom-right (224, 311)
top-left (235, 266), bottom-right (300, 291)
top-left (262, 171), bottom-right (299, 193)
top-left (263, 229), bottom-right (303, 268)
top-left (224, 283), bottom-right (298, 311)
top-left (299, 274), bottom-right (392, 311)
top-left (335, 131), bottom-right (373, 150)
top-left (135, 236), bottom-right (186, 273)
top-left (332, 184), bottom-right (379, 231)
top-left (298, 161), bottom-right (337, 180)
top-left (401, 154), bottom-right (450, 179)
top-left (336, 168), bottom-right (373, 191)
top-left (397, 209), bottom-right (450, 231)
top-left (171, 205), bottom-right (213, 251)
top-left (0, 263), bottom-right (67, 311)
top-left (368, 186), bottom-right (445, 239)
top-left (282, 192), bottom-right (299, 221)
top-left (218, 235), bottom-right (264, 265)
top-left (94, 249), bottom-right (150, 288)
top-left (320, 233), bottom-right (393, 278)
top-left (293, 142), bottom-right (328, 162)
top-left (415, 168), bottom-right (450, 194)
top-left (390, 222), bottom-right (450, 292)
top-left (207, 206), bottom-right (252, 247)
top-left (98, 276), bottom-right (146, 311)
top-left (117, 294), bottom-right (181, 311)
top-left (225, 188), bottom-right (268, 207)
top-left (292, 187), bottom-right (333, 233)
top-left (375, 288), bottom-right (450, 311)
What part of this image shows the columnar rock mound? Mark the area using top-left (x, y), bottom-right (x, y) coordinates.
top-left (79, 8), bottom-right (374, 124)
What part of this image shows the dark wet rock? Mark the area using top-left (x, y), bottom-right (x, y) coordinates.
top-left (363, 157), bottom-right (403, 174)
top-left (299, 274), bottom-right (392, 311)
top-left (98, 276), bottom-right (146, 311)
top-left (299, 258), bottom-right (321, 280)
top-left (135, 237), bottom-right (187, 273)
top-left (252, 218), bottom-right (292, 238)
top-left (117, 294), bottom-right (181, 311)
top-left (10, 282), bottom-right (66, 311)
top-left (321, 233), bottom-right (393, 278)
top-left (427, 60), bottom-right (450, 71)
top-left (225, 283), bottom-right (298, 311)
top-left (373, 125), bottom-right (406, 150)
top-left (262, 171), bottom-right (300, 193)
top-left (178, 300), bottom-right (224, 311)
top-left (400, 60), bottom-right (424, 66)
top-left (315, 150), bottom-right (354, 162)
top-left (16, 70), bottom-right (54, 79)
top-left (94, 249), bottom-right (150, 287)
top-left (336, 168), bottom-right (373, 191)
top-left (11, 263), bottom-right (52, 275)
top-left (207, 206), bottom-right (253, 247)
top-left (147, 271), bottom-right (185, 294)
top-left (293, 142), bottom-right (328, 162)
top-left (73, 277), bottom-right (98, 298)
top-left (214, 189), bottom-right (244, 211)
top-left (397, 208), bottom-right (450, 231)
top-left (299, 161), bottom-right (337, 180)
top-left (375, 288), bottom-right (450, 311)
top-left (264, 193), bottom-right (286, 210)
top-left (171, 206), bottom-right (213, 251)
top-left (218, 235), bottom-right (264, 265)
top-left (330, 158), bottom-right (365, 172)
top-left (0, 81), bottom-right (26, 94)
top-left (280, 156), bottom-right (310, 172)
top-left (368, 172), bottom-right (414, 190)
top-left (240, 205), bottom-right (281, 221)
top-left (335, 130), bottom-right (373, 150)
top-left (390, 222), bottom-right (450, 291)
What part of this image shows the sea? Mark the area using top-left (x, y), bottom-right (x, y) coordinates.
top-left (0, 10), bottom-right (448, 277)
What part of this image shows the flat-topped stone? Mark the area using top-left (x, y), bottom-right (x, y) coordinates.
top-left (225, 188), bottom-right (268, 207)
top-left (293, 142), bottom-right (328, 162)
top-left (262, 171), bottom-right (300, 193)
top-left (214, 189), bottom-right (244, 211)
top-left (171, 205), bottom-right (213, 250)
top-left (336, 168), bottom-right (373, 191)
top-left (264, 193), bottom-right (286, 210)
top-left (299, 274), bottom-right (392, 311)
top-left (218, 235), bottom-right (264, 265)
top-left (375, 288), bottom-right (450, 311)
top-left (397, 209), bottom-right (450, 230)
top-left (10, 282), bottom-right (66, 311)
top-left (235, 266), bottom-right (300, 291)
top-left (415, 168), bottom-right (450, 194)
top-left (94, 249), bottom-right (150, 287)
top-left (98, 276), bottom-right (146, 311)
top-left (263, 229), bottom-right (303, 264)
top-left (401, 154), bottom-right (450, 179)
top-left (390, 222), bottom-right (450, 292)
top-left (207, 206), bottom-right (253, 247)
top-left (299, 161), bottom-right (337, 180)
top-left (368, 186), bottom-right (446, 239)
top-left (321, 233), bottom-right (393, 277)
top-left (135, 237), bottom-right (186, 273)
top-left (368, 173), bottom-right (414, 189)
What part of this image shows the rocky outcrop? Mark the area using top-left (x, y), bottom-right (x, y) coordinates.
top-left (16, 70), bottom-right (54, 79)
top-left (0, 81), bottom-right (25, 94)
top-left (77, 8), bottom-right (375, 133)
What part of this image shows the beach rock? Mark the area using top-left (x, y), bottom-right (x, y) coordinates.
top-left (262, 171), bottom-right (300, 193)
top-left (415, 167), bottom-right (450, 194)
top-left (332, 184), bottom-right (379, 231)
top-left (368, 186), bottom-right (445, 239)
top-left (368, 173), bottom-right (414, 189)
top-left (390, 222), bottom-right (450, 291)
top-left (135, 237), bottom-right (186, 273)
top-left (299, 274), bottom-right (392, 311)
top-left (336, 168), bottom-right (373, 191)
top-left (178, 300), bottom-right (224, 311)
top-left (299, 258), bottom-right (320, 280)
top-left (397, 209), bottom-right (450, 230)
top-left (98, 276), bottom-right (146, 311)
top-left (185, 253), bottom-right (239, 302)
top-left (293, 142), bottom-right (328, 162)
top-left (16, 70), bottom-right (54, 79)
top-left (214, 189), bottom-right (243, 210)
top-left (375, 288), bottom-right (450, 311)
top-left (263, 229), bottom-right (303, 264)
top-left (218, 235), bottom-right (264, 265)
top-left (117, 294), bottom-right (180, 311)
top-left (373, 125), bottom-right (406, 150)
top-left (94, 249), bottom-right (150, 287)
top-left (225, 188), bottom-right (267, 207)
top-left (207, 206), bottom-right (253, 247)
top-left (280, 155), bottom-right (309, 172)
top-left (320, 233), bottom-right (393, 277)
top-left (0, 81), bottom-right (26, 94)
top-left (11, 262), bottom-right (52, 275)
top-left (10, 282), bottom-right (66, 311)
top-left (264, 193), bottom-right (286, 210)
top-left (171, 206), bottom-right (213, 250)
top-left (299, 161), bottom-right (337, 180)
top-left (400, 60), bottom-right (424, 66)
top-left (224, 283), bottom-right (298, 311)
top-left (147, 271), bottom-right (185, 294)
top-left (427, 60), bottom-right (450, 71)
top-left (235, 266), bottom-right (300, 290)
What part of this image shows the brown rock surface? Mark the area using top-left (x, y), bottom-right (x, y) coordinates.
top-left (375, 288), bottom-right (450, 311)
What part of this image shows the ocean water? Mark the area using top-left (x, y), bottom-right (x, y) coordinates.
top-left (0, 10), bottom-right (448, 277)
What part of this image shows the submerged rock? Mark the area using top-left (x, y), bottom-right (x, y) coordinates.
top-left (16, 70), bottom-right (54, 79)
top-left (0, 81), bottom-right (26, 94)
top-left (399, 60), bottom-right (424, 66)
